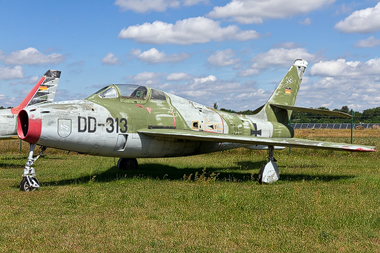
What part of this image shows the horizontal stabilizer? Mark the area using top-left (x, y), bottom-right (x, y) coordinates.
top-left (270, 104), bottom-right (352, 118)
top-left (138, 129), bottom-right (376, 152)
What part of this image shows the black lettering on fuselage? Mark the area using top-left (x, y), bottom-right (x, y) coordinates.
top-left (78, 116), bottom-right (87, 132)
top-left (78, 116), bottom-right (128, 134)
top-left (88, 116), bottom-right (96, 133)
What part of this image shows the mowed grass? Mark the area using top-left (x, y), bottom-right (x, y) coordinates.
top-left (1, 130), bottom-right (380, 252)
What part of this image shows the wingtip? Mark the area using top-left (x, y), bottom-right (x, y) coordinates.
top-left (343, 146), bottom-right (377, 152)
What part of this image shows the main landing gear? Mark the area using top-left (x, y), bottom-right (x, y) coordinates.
top-left (258, 146), bottom-right (280, 184)
top-left (20, 144), bottom-right (46, 192)
top-left (117, 158), bottom-right (138, 170)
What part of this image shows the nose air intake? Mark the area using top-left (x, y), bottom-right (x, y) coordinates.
top-left (17, 109), bottom-right (42, 144)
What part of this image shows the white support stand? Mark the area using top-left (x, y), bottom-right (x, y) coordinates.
top-left (259, 146), bottom-right (280, 184)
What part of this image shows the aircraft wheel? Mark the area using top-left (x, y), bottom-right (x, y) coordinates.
top-left (20, 177), bottom-right (39, 192)
top-left (118, 158), bottom-right (138, 170)
top-left (258, 164), bottom-right (265, 184)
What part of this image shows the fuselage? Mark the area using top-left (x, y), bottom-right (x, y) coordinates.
top-left (18, 84), bottom-right (293, 158)
top-left (0, 109), bottom-right (17, 138)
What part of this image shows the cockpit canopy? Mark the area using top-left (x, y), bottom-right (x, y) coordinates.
top-left (91, 84), bottom-right (166, 102)
top-left (95, 84), bottom-right (148, 100)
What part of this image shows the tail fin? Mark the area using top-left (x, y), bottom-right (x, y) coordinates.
top-left (0, 70), bottom-right (60, 139)
top-left (11, 70), bottom-right (61, 114)
top-left (255, 59), bottom-right (308, 124)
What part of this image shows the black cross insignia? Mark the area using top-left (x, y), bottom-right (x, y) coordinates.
top-left (250, 123), bottom-right (262, 136)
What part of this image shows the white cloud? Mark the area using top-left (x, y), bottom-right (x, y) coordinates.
top-left (297, 75), bottom-right (380, 110)
top-left (179, 90), bottom-right (210, 98)
top-left (102, 53), bottom-right (123, 65)
top-left (309, 59), bottom-right (380, 77)
top-left (183, 0), bottom-right (208, 6)
top-left (0, 95), bottom-right (18, 106)
top-left (335, 2), bottom-right (380, 33)
top-left (334, 3), bottom-right (354, 15)
top-left (169, 76), bottom-right (266, 110)
top-left (0, 47), bottom-right (65, 65)
top-left (127, 71), bottom-right (164, 86)
top-left (236, 48), bottom-right (317, 77)
top-left (299, 17), bottom-right (311, 25)
top-left (273, 42), bottom-right (302, 49)
top-left (207, 49), bottom-right (240, 66)
top-left (354, 36), bottom-right (380, 48)
top-left (123, 61), bottom-right (380, 112)
top-left (188, 76), bottom-right (241, 95)
top-left (23, 76), bottom-right (40, 85)
top-left (114, 0), bottom-right (180, 13)
top-left (114, 0), bottom-right (208, 12)
top-left (54, 89), bottom-right (87, 102)
top-left (207, 0), bottom-right (335, 24)
top-left (0, 66), bottom-right (24, 80)
top-left (237, 68), bottom-right (260, 77)
top-left (130, 49), bottom-right (142, 56)
top-left (252, 48), bottom-right (317, 69)
top-left (236, 89), bottom-right (266, 100)
top-left (133, 48), bottom-right (191, 63)
top-left (193, 75), bottom-right (217, 84)
top-left (166, 72), bottom-right (192, 81)
top-left (118, 17), bottom-right (260, 45)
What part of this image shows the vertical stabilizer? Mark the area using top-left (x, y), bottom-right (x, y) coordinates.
top-left (11, 70), bottom-right (61, 114)
top-left (256, 59), bottom-right (308, 124)
top-left (0, 70), bottom-right (60, 139)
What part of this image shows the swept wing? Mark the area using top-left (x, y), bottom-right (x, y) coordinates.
top-left (138, 128), bottom-right (376, 152)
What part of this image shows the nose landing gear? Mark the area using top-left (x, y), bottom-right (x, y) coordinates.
top-left (20, 144), bottom-right (46, 192)
top-left (20, 176), bottom-right (39, 192)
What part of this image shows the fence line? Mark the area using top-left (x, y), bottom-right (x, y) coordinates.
top-left (291, 123), bottom-right (380, 129)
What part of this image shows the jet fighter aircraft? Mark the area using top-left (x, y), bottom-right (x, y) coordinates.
top-left (15, 59), bottom-right (376, 191)
top-left (0, 70), bottom-right (60, 139)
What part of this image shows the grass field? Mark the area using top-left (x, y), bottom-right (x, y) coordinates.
top-left (1, 129), bottom-right (380, 252)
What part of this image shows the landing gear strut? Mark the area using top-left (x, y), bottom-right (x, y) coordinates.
top-left (20, 144), bottom-right (46, 191)
top-left (117, 158), bottom-right (138, 170)
top-left (258, 146), bottom-right (280, 184)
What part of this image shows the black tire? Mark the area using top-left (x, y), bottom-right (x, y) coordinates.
top-left (258, 165), bottom-right (265, 184)
top-left (20, 177), bottom-right (39, 192)
top-left (117, 158), bottom-right (138, 170)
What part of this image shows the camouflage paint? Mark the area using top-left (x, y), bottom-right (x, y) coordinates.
top-left (253, 59), bottom-right (308, 137)
top-left (16, 59), bottom-right (376, 160)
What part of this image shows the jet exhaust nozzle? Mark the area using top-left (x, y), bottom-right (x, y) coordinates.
top-left (17, 109), bottom-right (42, 144)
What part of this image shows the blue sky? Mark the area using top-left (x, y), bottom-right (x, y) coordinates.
top-left (0, 0), bottom-right (380, 111)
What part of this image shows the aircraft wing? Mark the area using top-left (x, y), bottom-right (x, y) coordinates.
top-left (138, 129), bottom-right (376, 152)
top-left (0, 135), bottom-right (18, 140)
